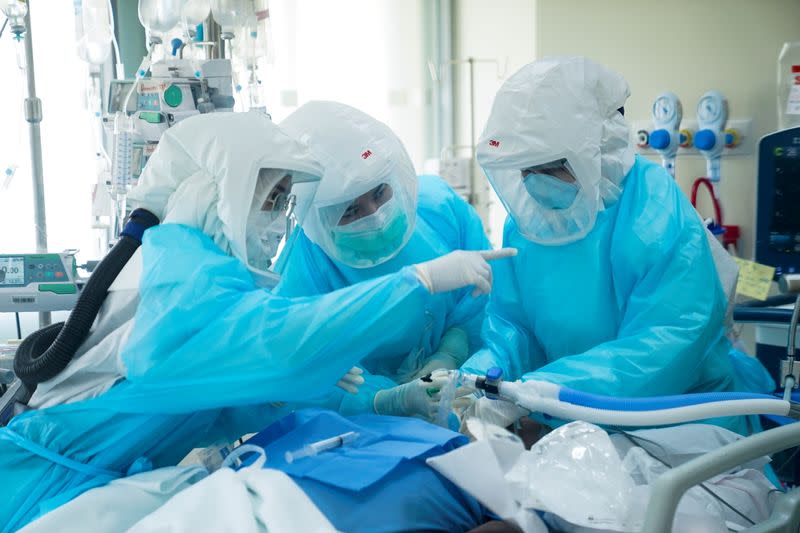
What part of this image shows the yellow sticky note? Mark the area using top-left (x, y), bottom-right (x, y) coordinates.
top-left (733, 258), bottom-right (775, 301)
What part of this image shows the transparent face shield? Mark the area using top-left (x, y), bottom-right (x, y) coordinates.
top-left (485, 155), bottom-right (602, 246)
top-left (311, 172), bottom-right (416, 268)
top-left (335, 182), bottom-right (394, 226)
top-left (247, 169), bottom-right (319, 271)
top-left (246, 170), bottom-right (296, 273)
top-left (269, 171), bottom-right (321, 276)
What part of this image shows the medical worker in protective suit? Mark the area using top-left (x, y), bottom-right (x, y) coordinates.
top-left (0, 112), bottom-right (508, 530)
top-left (459, 57), bottom-right (773, 436)
top-left (275, 101), bottom-right (500, 419)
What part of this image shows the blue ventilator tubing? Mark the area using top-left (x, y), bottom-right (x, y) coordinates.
top-left (558, 388), bottom-right (780, 411)
top-left (465, 369), bottom-right (799, 426)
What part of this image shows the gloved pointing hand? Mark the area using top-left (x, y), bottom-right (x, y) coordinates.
top-left (414, 248), bottom-right (517, 297)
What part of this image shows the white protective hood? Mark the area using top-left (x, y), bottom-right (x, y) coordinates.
top-left (128, 111), bottom-right (322, 285)
top-left (280, 101), bottom-right (418, 267)
top-left (478, 56), bottom-right (635, 245)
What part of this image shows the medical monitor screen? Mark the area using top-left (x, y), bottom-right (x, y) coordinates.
top-left (108, 81), bottom-right (139, 114)
top-left (0, 257), bottom-right (24, 286)
top-left (769, 145), bottom-right (800, 253)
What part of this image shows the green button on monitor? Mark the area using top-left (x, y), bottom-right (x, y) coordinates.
top-left (38, 283), bottom-right (77, 295)
top-left (164, 84), bottom-right (183, 108)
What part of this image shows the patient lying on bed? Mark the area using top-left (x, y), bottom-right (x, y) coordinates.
top-left (20, 412), bottom-right (777, 533)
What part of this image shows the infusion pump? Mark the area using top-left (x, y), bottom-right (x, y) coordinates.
top-left (0, 253), bottom-right (80, 313)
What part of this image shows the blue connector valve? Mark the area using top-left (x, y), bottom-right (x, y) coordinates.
top-left (170, 38), bottom-right (183, 57)
top-left (477, 367), bottom-right (503, 400)
top-left (694, 129), bottom-right (717, 151)
top-left (648, 129), bottom-right (671, 150)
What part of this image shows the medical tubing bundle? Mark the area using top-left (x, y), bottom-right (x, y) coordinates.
top-left (691, 177), bottom-right (723, 228)
top-left (14, 209), bottom-right (159, 388)
top-left (464, 373), bottom-right (800, 426)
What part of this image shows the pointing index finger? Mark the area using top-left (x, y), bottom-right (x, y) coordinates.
top-left (479, 248), bottom-right (518, 261)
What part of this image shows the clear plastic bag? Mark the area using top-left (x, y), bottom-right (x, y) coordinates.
top-left (619, 446), bottom-right (726, 533)
top-left (466, 418), bottom-right (526, 473)
top-left (506, 421), bottom-right (636, 530)
top-left (427, 418), bottom-right (548, 533)
top-left (705, 227), bottom-right (739, 341)
top-left (432, 419), bottom-right (774, 533)
top-left (505, 421), bottom-right (729, 532)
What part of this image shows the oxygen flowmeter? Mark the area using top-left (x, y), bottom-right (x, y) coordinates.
top-left (695, 90), bottom-right (729, 182)
top-left (649, 92), bottom-right (684, 177)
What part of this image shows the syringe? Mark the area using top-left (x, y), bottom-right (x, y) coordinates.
top-left (284, 431), bottom-right (359, 464)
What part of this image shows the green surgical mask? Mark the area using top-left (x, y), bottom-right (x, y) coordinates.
top-left (331, 198), bottom-right (409, 267)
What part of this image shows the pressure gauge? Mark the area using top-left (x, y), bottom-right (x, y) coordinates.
top-left (652, 92), bottom-right (682, 126)
top-left (649, 92), bottom-right (683, 176)
top-left (696, 91), bottom-right (728, 129)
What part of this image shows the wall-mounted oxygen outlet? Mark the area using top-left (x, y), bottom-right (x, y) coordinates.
top-left (631, 118), bottom-right (754, 157)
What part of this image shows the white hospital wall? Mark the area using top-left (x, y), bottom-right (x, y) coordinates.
top-left (262, 0), bottom-right (429, 171)
top-left (453, 0), bottom-right (536, 245)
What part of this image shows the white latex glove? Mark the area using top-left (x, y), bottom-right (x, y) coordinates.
top-left (414, 248), bottom-right (518, 297)
top-left (374, 370), bottom-right (470, 420)
top-left (462, 396), bottom-right (530, 430)
top-left (335, 367), bottom-right (365, 394)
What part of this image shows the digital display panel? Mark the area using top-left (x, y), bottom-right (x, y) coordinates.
top-left (107, 81), bottom-right (139, 114)
top-left (0, 257), bottom-right (24, 286)
top-left (768, 145), bottom-right (800, 253)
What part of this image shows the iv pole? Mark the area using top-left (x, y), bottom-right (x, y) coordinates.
top-left (430, 56), bottom-right (507, 206)
top-left (22, 3), bottom-right (50, 327)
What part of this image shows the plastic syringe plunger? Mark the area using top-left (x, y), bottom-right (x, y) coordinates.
top-left (284, 431), bottom-right (359, 463)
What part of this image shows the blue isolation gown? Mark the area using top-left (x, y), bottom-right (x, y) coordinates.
top-left (0, 223), bottom-right (434, 530)
top-left (276, 175), bottom-right (491, 413)
top-left (462, 156), bottom-right (774, 435)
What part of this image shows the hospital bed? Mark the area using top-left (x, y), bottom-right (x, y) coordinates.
top-left (644, 421), bottom-right (800, 533)
top-left (643, 300), bottom-right (800, 533)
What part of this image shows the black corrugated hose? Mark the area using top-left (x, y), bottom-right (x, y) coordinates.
top-left (13, 209), bottom-right (159, 390)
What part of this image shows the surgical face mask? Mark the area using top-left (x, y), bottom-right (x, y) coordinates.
top-left (523, 173), bottom-right (579, 210)
top-left (330, 198), bottom-right (409, 267)
top-left (247, 211), bottom-right (287, 270)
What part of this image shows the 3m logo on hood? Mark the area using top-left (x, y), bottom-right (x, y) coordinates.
top-left (361, 150), bottom-right (373, 159)
top-left (488, 140), bottom-right (500, 147)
